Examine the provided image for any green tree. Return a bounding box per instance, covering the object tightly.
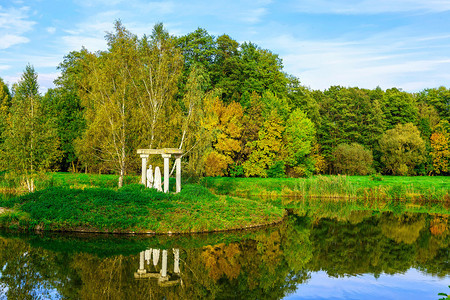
[418,87,450,123]
[333,143,373,175]
[0,65,60,191]
[243,110,284,177]
[211,34,241,102]
[74,21,184,186]
[0,77,12,144]
[379,123,425,175]
[133,23,184,150]
[316,86,384,170]
[42,88,85,172]
[76,21,141,187]
[283,108,316,177]
[382,88,418,129]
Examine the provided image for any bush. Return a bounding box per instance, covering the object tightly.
[371,173,383,181]
[229,163,244,177]
[379,123,425,175]
[267,161,286,178]
[333,143,373,175]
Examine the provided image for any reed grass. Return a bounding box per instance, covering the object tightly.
[201,175,450,202]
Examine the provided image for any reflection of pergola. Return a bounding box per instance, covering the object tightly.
[134,249,181,287]
[137,148,183,193]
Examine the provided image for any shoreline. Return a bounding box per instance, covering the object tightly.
[0,212,285,235]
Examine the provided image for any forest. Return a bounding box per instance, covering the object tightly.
[0,21,449,189]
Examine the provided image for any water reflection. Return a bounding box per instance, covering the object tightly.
[0,209,448,299]
[135,248,181,287]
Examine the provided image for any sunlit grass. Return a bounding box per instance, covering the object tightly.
[0,183,284,233]
[201,175,450,202]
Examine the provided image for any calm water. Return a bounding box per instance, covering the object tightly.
[0,210,448,299]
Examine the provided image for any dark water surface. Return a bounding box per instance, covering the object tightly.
[0,210,448,299]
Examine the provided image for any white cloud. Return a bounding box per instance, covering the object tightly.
[267,31,450,91]
[61,13,118,52]
[291,0,450,14]
[0,64,11,71]
[240,7,268,24]
[62,35,107,52]
[37,72,59,93]
[0,5,35,49]
[0,34,29,49]
[46,27,56,34]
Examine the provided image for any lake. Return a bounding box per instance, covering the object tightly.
[0,208,448,299]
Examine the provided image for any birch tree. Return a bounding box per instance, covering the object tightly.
[132,23,183,149]
[76,22,138,187]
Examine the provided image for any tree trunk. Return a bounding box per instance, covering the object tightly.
[118,168,124,188]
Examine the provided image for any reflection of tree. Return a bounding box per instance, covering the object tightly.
[381,213,426,244]
[0,211,448,298]
[202,243,241,281]
[307,211,449,279]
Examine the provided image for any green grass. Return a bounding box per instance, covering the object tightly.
[201,175,450,202]
[0,183,284,233]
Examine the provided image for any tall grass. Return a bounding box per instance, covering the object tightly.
[201,175,450,202]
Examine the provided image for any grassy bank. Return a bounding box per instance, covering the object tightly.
[0,184,284,233]
[201,175,450,202]
[0,172,141,193]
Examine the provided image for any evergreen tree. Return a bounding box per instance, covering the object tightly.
[1,65,60,191]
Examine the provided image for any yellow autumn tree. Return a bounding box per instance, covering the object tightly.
[203,96,243,176]
[243,110,284,177]
[430,121,450,174]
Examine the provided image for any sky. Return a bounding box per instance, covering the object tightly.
[1,0,450,94]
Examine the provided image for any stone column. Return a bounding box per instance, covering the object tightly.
[161,249,168,278]
[140,154,149,185]
[175,155,181,193]
[161,154,171,193]
[173,248,180,274]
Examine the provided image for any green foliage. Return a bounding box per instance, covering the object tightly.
[0,65,60,192]
[228,163,244,177]
[379,123,426,175]
[283,108,316,174]
[243,110,284,177]
[316,86,385,169]
[371,173,383,181]
[382,88,418,129]
[267,161,286,178]
[333,143,373,175]
[4,23,445,180]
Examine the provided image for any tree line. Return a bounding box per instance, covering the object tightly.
[0,21,449,188]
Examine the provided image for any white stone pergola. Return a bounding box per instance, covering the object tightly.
[137,148,183,193]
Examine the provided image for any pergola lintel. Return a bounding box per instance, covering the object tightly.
[137,148,183,155]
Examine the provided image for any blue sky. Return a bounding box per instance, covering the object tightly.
[1,0,450,93]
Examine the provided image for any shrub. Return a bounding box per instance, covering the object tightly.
[379,123,425,175]
[229,163,244,177]
[333,143,373,175]
[267,161,286,178]
[371,173,383,181]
